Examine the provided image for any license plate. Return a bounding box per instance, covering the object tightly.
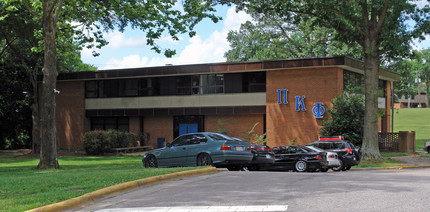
[236,146,243,151]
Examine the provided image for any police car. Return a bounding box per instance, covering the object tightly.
[306,136,361,171]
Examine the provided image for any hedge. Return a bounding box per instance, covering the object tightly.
[83,130,139,155]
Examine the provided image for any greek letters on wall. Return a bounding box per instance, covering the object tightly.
[276,89,325,118]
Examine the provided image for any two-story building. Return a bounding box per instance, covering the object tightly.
[54,56,400,150]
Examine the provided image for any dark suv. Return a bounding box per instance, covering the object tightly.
[306,136,361,171]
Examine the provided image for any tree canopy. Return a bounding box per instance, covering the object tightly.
[1,0,222,169]
[225,11,362,62]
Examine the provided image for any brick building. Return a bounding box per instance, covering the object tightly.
[55,56,400,150]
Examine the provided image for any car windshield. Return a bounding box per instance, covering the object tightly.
[207,133,234,141]
[301,146,317,152]
[333,142,345,149]
[306,146,323,152]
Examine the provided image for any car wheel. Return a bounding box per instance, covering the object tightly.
[342,166,351,171]
[427,147,430,154]
[294,160,308,172]
[320,168,329,172]
[197,153,213,166]
[227,166,241,171]
[248,165,260,171]
[144,155,158,168]
[332,160,343,172]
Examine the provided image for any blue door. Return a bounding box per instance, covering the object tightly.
[179,123,198,135]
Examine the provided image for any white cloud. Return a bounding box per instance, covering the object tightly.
[106,31,147,48]
[150,6,252,66]
[104,55,149,69]
[412,35,430,50]
[98,6,252,69]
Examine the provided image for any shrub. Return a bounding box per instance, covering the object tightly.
[320,94,364,146]
[82,130,139,155]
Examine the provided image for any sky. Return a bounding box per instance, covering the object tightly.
[80,4,430,71]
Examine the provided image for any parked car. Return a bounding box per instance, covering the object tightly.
[271,145,328,172]
[424,141,430,153]
[305,146,341,172]
[306,136,361,171]
[232,138,275,171]
[142,132,253,170]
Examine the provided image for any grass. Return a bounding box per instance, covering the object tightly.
[353,152,411,168]
[0,151,202,212]
[393,108,430,151]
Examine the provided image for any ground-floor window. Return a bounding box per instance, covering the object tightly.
[91,117,129,131]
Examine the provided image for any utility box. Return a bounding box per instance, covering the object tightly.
[157,137,165,148]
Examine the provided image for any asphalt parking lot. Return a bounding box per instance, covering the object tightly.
[65,167,430,212]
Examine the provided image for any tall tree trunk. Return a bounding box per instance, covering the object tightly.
[31,71,40,154]
[425,74,429,108]
[361,37,382,160]
[37,0,60,169]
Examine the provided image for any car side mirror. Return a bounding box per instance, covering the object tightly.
[166,143,172,148]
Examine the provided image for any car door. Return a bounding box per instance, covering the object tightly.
[184,134,209,166]
[285,146,305,165]
[161,135,192,166]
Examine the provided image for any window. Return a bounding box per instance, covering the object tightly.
[119,79,138,97]
[139,78,159,96]
[191,74,224,94]
[176,76,192,95]
[343,70,387,97]
[90,117,129,131]
[247,72,266,92]
[85,81,98,98]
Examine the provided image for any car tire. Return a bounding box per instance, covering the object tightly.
[342,166,351,171]
[294,160,308,172]
[197,153,213,166]
[248,165,260,171]
[427,147,430,154]
[320,168,329,172]
[227,166,241,171]
[144,154,158,168]
[332,160,343,172]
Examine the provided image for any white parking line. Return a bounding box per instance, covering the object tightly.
[96,205,288,212]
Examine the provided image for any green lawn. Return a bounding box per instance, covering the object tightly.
[393,108,430,151]
[0,151,202,212]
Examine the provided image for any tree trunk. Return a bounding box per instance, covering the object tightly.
[425,73,429,108]
[31,63,40,154]
[37,0,60,169]
[361,37,382,160]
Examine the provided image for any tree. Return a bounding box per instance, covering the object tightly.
[225,11,362,61]
[411,49,430,107]
[1,1,97,153]
[321,94,365,146]
[233,0,430,160]
[2,0,221,169]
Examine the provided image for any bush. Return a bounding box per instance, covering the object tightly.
[82,130,139,155]
[320,94,364,146]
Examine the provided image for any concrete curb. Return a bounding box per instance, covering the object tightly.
[352,164,430,171]
[25,167,217,212]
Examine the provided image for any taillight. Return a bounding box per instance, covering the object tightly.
[345,148,353,154]
[328,154,335,158]
[316,156,322,160]
[220,145,231,151]
[247,146,253,151]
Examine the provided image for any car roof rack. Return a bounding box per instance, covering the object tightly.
[318,136,343,141]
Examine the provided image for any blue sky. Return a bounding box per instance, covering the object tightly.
[80,4,430,70]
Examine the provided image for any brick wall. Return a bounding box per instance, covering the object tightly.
[205,114,265,142]
[56,81,89,150]
[143,116,174,149]
[266,67,343,147]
